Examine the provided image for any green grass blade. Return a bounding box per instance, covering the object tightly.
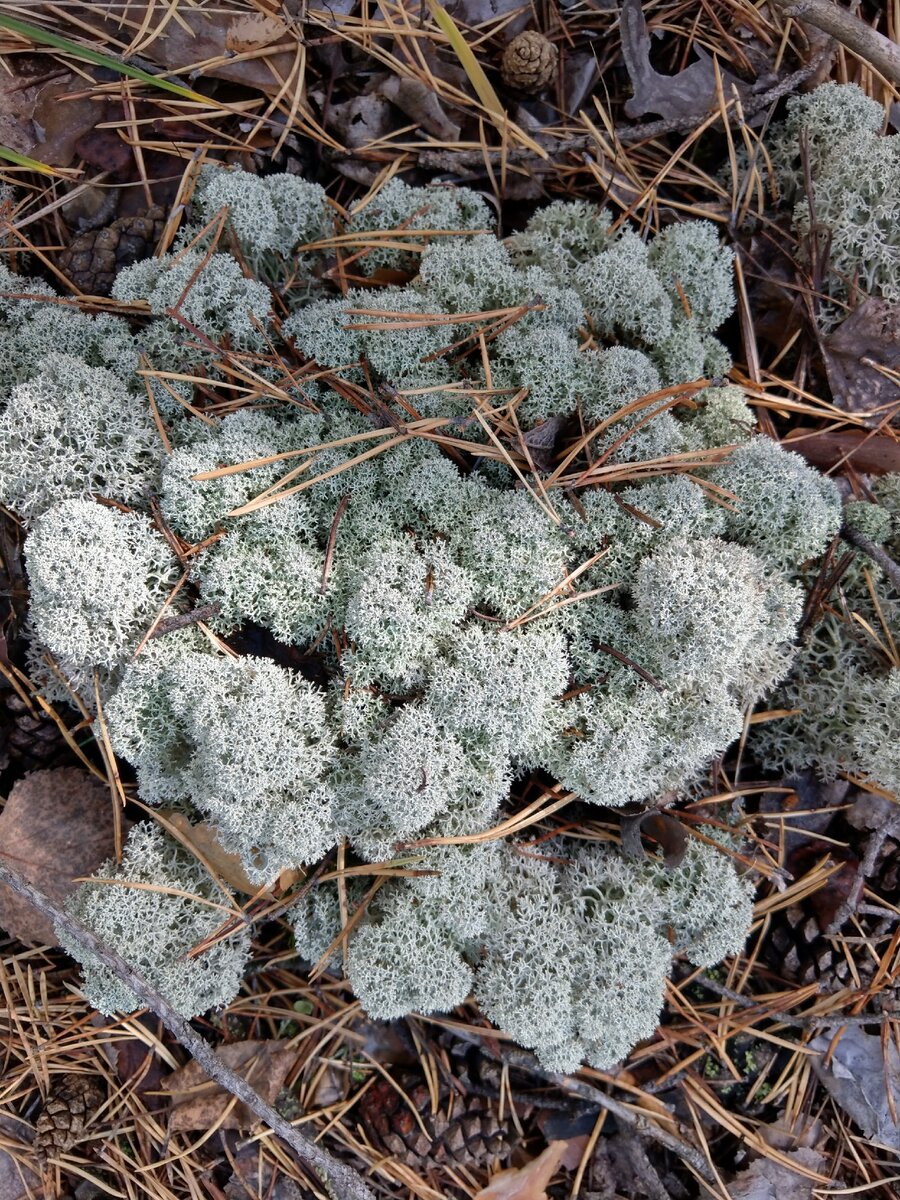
[0,143,69,175]
[421,0,546,155]
[0,13,207,102]
[423,0,505,124]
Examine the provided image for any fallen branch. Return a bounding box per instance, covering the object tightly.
[769,0,900,86]
[841,523,900,592]
[395,51,832,178]
[148,602,221,639]
[0,856,376,1200]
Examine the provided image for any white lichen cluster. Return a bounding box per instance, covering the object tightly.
[0,352,161,521]
[294,835,753,1074]
[25,500,180,693]
[5,170,847,1065]
[751,477,900,795]
[57,822,251,1015]
[762,82,900,310]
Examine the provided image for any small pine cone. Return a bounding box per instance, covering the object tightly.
[58,206,166,296]
[3,691,68,770]
[501,32,558,94]
[34,1074,105,1162]
[360,1077,507,1173]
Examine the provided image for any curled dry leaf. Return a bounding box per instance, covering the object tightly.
[620,810,688,868]
[620,0,748,121]
[519,416,564,472]
[226,13,290,54]
[163,1040,299,1133]
[63,3,300,93]
[728,1147,830,1200]
[380,75,462,141]
[811,1025,900,1149]
[474,1139,572,1200]
[157,810,262,896]
[822,298,900,424]
[0,767,123,946]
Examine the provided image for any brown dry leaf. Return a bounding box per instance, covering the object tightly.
[474,1139,568,1200]
[446,0,531,34]
[620,0,748,121]
[225,1151,310,1200]
[73,126,132,178]
[325,92,396,149]
[158,810,262,895]
[519,417,564,472]
[846,792,900,835]
[0,74,39,156]
[811,1026,900,1149]
[226,13,290,54]
[92,1012,170,1109]
[822,298,900,423]
[0,767,123,946]
[0,69,102,167]
[786,843,859,931]
[380,75,461,141]
[782,428,900,474]
[163,1041,298,1132]
[31,79,108,167]
[728,1148,829,1200]
[0,1114,41,1200]
[57,3,300,93]
[758,774,849,856]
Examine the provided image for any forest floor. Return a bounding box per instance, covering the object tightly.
[0,2,899,1199]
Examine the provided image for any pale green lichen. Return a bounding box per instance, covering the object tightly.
[751,478,900,795]
[0,353,163,521]
[58,822,251,1016]
[9,171,843,1066]
[759,83,899,312]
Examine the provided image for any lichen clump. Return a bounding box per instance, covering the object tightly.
[9,168,845,1071]
[762,82,900,311]
[750,480,900,796]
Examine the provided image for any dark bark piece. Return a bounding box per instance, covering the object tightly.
[0,767,121,946]
[783,428,900,474]
[822,298,900,423]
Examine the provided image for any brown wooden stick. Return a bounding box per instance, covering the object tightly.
[841,523,900,592]
[0,856,376,1200]
[770,0,900,85]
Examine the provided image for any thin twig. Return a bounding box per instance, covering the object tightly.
[0,857,377,1200]
[694,973,898,1028]
[769,0,900,86]
[148,603,222,639]
[841,524,900,593]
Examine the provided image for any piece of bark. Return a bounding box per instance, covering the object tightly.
[0,767,121,945]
